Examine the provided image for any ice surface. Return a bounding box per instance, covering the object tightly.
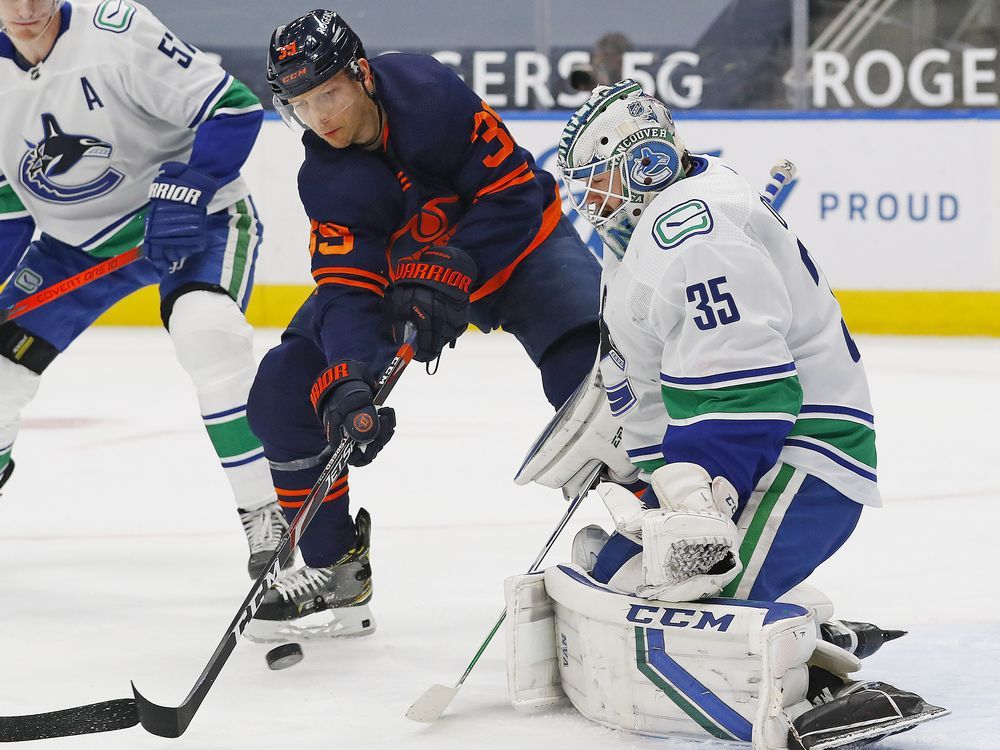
[0,329,997,749]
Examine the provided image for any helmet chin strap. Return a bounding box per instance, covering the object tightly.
[355,72,384,150]
[1,1,61,60]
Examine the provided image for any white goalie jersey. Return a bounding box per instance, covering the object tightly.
[0,0,261,256]
[599,155,880,507]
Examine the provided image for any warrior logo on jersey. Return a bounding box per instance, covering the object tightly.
[18,114,124,204]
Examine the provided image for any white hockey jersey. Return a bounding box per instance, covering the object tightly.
[0,0,261,257]
[599,155,880,507]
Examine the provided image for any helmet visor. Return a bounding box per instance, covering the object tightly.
[275,77,361,133]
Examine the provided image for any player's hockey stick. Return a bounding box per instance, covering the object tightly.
[405,462,603,723]
[0,325,418,743]
[0,246,142,326]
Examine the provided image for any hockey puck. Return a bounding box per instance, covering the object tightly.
[266,643,303,671]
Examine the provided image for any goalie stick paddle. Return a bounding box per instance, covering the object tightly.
[0,325,418,743]
[405,463,603,723]
[0,246,141,326]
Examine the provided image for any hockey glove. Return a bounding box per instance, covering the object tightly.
[144,162,220,267]
[387,245,477,363]
[598,462,742,601]
[310,359,396,467]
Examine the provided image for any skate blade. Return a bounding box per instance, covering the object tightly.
[802,704,950,749]
[243,604,377,644]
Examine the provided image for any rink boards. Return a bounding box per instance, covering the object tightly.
[98,111,1000,335]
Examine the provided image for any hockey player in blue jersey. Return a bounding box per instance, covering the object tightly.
[244,10,602,640]
[0,0,287,577]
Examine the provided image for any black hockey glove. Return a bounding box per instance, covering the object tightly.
[309,359,396,467]
[387,245,477,363]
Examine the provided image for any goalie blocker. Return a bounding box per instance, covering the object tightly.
[505,566,948,749]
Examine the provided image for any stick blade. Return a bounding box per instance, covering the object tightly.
[132,683,192,738]
[0,699,138,742]
[405,684,459,723]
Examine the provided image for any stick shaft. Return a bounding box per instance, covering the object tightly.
[0,247,141,325]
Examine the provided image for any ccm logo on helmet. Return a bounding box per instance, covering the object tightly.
[626,605,735,632]
[281,67,308,84]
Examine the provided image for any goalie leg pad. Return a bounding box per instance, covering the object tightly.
[504,573,567,711]
[544,563,815,749]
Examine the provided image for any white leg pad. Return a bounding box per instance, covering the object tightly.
[503,573,567,711]
[543,563,816,749]
[0,356,41,451]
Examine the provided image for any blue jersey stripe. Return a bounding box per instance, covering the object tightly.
[189,73,231,129]
[221,450,266,469]
[784,438,877,481]
[660,362,796,386]
[799,404,875,423]
[203,404,247,420]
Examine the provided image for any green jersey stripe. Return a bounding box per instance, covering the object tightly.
[662,376,803,421]
[789,417,877,469]
[0,184,27,215]
[205,415,262,460]
[720,463,796,598]
[635,458,666,473]
[227,200,252,299]
[209,79,261,119]
[89,212,147,258]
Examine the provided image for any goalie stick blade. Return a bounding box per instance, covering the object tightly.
[0,698,138,742]
[405,684,459,723]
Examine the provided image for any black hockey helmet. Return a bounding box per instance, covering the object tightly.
[266,10,367,102]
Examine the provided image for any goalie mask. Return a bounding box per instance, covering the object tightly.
[557,80,686,259]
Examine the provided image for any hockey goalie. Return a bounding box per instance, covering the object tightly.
[505,80,949,750]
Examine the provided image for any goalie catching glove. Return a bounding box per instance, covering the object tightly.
[310,359,396,467]
[387,245,477,362]
[599,461,741,600]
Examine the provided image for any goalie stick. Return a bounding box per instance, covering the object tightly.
[0,246,141,326]
[0,325,418,743]
[405,462,603,723]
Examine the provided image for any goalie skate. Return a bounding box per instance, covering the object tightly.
[244,508,376,642]
[788,680,949,750]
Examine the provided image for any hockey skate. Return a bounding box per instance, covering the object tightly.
[239,501,291,579]
[820,619,906,659]
[790,679,949,749]
[243,508,376,642]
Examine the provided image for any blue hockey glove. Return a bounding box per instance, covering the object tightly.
[387,245,477,363]
[309,359,396,467]
[143,162,219,266]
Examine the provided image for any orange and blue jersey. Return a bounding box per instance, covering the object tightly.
[291,53,565,369]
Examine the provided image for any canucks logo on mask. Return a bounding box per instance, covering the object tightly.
[627,142,679,193]
[18,113,123,204]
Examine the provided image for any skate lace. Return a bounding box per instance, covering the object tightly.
[241,504,287,554]
[273,566,332,601]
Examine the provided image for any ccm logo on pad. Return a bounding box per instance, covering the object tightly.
[626,605,734,632]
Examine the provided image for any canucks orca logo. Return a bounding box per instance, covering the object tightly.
[18,114,124,204]
[626,142,679,193]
